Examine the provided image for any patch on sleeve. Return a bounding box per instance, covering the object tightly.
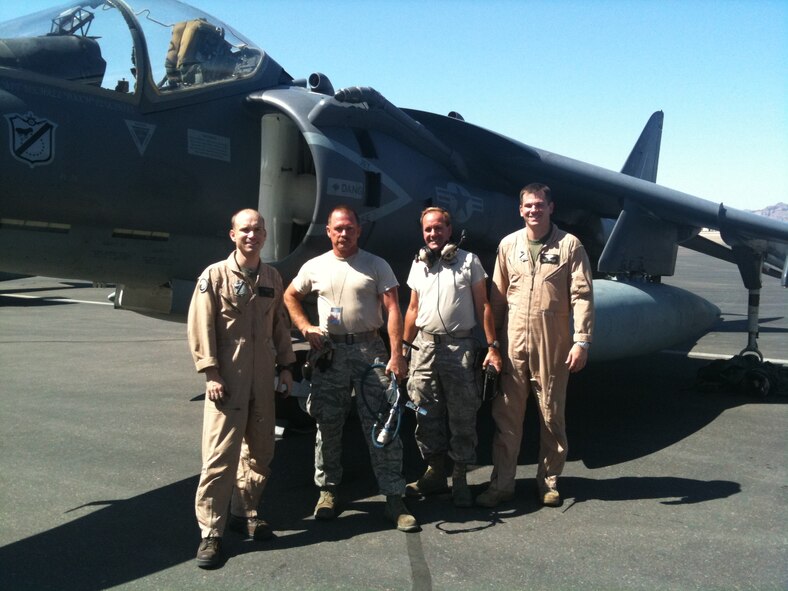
[199,278,209,293]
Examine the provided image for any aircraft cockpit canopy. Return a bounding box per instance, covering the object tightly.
[0,0,265,96]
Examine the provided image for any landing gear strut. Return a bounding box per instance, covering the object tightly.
[739,288,763,362]
[695,243,786,397]
[731,243,765,362]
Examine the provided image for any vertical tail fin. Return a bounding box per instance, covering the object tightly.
[621,111,663,182]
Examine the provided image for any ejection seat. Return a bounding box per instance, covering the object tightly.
[162,18,236,88]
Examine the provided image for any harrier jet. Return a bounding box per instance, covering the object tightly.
[1,0,786,362]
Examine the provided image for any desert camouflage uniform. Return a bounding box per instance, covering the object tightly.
[407,332,480,463]
[291,248,406,497]
[406,248,486,465]
[307,337,405,495]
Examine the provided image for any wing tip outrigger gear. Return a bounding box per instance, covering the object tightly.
[695,354,788,398]
[714,203,786,376]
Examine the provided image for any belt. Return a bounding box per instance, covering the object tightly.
[419,329,473,344]
[327,330,378,345]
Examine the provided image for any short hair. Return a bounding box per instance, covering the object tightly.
[519,183,552,205]
[327,204,360,226]
[231,208,264,229]
[419,206,452,227]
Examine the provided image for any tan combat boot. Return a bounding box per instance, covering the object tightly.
[475,485,514,508]
[539,481,561,507]
[314,487,338,520]
[384,495,419,532]
[451,462,473,507]
[196,536,222,569]
[405,454,449,497]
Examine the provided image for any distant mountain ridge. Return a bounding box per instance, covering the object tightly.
[750,202,788,223]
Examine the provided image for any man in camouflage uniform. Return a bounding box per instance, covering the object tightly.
[403,207,502,506]
[284,205,416,532]
[188,209,295,568]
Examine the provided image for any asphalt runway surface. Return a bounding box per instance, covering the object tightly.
[0,247,785,590]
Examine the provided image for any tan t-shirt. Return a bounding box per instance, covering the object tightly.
[291,249,399,334]
[406,248,487,334]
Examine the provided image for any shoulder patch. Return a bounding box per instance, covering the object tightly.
[199,278,209,293]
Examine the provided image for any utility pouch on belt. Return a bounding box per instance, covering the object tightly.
[302,336,334,381]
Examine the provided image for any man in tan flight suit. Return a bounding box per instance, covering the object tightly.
[476,183,593,508]
[188,209,295,568]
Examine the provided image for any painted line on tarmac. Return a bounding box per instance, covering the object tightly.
[406,533,433,591]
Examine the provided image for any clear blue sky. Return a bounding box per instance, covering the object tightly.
[1,0,785,211]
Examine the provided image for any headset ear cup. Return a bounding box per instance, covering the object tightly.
[419,245,459,266]
[441,242,458,262]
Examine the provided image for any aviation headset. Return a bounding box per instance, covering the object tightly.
[416,241,461,267]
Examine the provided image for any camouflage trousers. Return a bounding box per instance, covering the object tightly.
[306,337,405,496]
[407,332,481,464]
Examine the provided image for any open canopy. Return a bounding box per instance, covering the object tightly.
[0,0,272,96]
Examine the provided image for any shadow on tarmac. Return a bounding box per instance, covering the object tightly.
[0,283,95,299]
[562,354,785,469]
[0,355,780,588]
[0,473,741,589]
[0,295,82,307]
[712,316,787,334]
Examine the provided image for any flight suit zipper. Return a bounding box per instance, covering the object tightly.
[523,228,551,365]
[524,232,538,361]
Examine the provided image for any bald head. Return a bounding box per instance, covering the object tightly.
[231,208,263,230]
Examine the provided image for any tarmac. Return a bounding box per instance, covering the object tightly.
[0,247,785,590]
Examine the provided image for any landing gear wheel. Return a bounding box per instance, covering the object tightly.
[738,347,764,363]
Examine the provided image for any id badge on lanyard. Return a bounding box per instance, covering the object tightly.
[328,306,343,326]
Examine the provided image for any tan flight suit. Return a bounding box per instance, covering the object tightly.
[488,225,593,494]
[188,252,295,538]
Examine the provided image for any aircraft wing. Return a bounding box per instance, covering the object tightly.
[403,108,788,286]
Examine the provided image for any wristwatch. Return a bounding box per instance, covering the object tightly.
[575,341,590,350]
[488,340,500,349]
